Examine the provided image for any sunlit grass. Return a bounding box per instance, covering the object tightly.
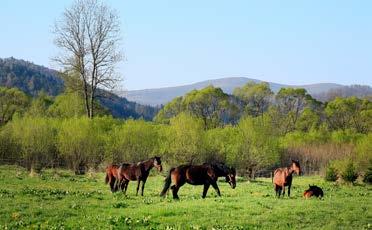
[0,165,370,229]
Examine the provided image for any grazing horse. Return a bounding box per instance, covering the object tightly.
[303,185,324,198]
[160,163,236,199]
[117,157,162,196]
[273,160,301,197]
[105,164,120,192]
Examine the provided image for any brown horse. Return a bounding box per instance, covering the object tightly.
[117,156,162,196]
[105,164,120,192]
[273,160,301,197]
[303,185,324,199]
[160,163,236,199]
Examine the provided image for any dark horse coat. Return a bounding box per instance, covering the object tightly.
[304,185,324,198]
[160,163,236,199]
[117,157,162,196]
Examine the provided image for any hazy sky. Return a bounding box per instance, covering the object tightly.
[1,0,371,90]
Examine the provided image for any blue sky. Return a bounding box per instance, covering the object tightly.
[1,0,371,90]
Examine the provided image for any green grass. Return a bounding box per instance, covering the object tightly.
[0,165,371,229]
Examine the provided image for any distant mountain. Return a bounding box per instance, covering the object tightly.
[0,57,158,120]
[0,57,63,96]
[119,77,347,106]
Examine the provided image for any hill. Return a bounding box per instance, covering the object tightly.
[119,77,350,106]
[0,57,157,120]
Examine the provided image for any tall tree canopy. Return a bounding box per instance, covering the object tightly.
[155,86,233,129]
[0,87,29,125]
[233,81,273,117]
[53,0,122,118]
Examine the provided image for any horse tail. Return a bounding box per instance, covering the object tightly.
[160,167,175,197]
[272,169,277,183]
[105,170,110,184]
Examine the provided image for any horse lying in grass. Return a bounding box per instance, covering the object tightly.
[273,160,301,197]
[117,156,162,196]
[303,185,324,198]
[160,163,236,199]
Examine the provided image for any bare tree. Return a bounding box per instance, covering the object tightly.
[53,0,122,118]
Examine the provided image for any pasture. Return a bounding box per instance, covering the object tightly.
[0,165,370,229]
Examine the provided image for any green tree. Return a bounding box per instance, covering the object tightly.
[204,126,241,165]
[0,87,29,125]
[274,88,316,134]
[154,96,183,124]
[163,113,205,165]
[237,116,280,178]
[154,86,234,129]
[325,97,371,133]
[296,108,321,132]
[9,117,57,173]
[355,134,372,173]
[107,119,160,163]
[48,92,86,118]
[233,81,273,117]
[26,92,54,117]
[57,117,105,174]
[183,86,230,129]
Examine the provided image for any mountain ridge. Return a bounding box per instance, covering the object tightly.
[119,77,346,106]
[0,57,158,120]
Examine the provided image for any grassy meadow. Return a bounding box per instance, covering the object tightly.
[0,165,371,229]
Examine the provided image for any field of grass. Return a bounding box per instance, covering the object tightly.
[0,165,371,229]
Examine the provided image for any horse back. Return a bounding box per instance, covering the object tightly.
[273,167,290,186]
[185,165,215,185]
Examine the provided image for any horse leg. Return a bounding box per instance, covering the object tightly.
[282,185,285,197]
[202,183,210,199]
[211,181,221,197]
[124,180,129,195]
[171,185,180,199]
[136,179,141,196]
[277,185,282,198]
[112,179,116,192]
[275,185,279,197]
[141,179,147,196]
[288,185,291,197]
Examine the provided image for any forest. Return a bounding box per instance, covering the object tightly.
[0,80,371,183]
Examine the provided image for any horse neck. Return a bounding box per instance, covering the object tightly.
[287,166,294,175]
[213,164,228,177]
[142,159,154,172]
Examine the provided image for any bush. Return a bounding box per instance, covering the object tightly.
[340,161,358,183]
[325,165,338,182]
[9,117,57,172]
[363,164,372,184]
[107,119,160,163]
[57,117,106,174]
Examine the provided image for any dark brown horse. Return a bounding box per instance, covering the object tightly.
[160,163,236,199]
[273,160,301,197]
[117,157,162,196]
[105,164,120,192]
[303,185,324,199]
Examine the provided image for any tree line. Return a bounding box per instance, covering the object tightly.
[0,82,370,182]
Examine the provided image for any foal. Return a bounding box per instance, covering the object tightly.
[117,157,162,196]
[273,160,301,197]
[105,164,120,192]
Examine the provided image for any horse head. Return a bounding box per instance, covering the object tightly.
[153,156,163,172]
[291,160,301,175]
[226,167,236,189]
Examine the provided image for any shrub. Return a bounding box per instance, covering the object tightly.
[325,165,338,182]
[340,161,358,183]
[363,163,372,184]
